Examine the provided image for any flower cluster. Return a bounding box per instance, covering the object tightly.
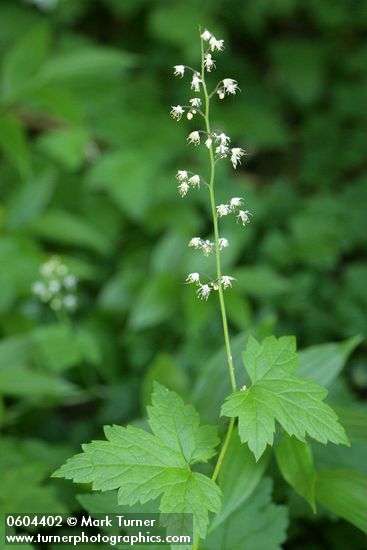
[189,236,229,256]
[32,256,78,312]
[176,170,200,197]
[186,272,235,300]
[216,197,251,225]
[171,28,251,300]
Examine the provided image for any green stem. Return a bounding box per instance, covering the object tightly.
[192,38,238,550]
[200,40,237,394]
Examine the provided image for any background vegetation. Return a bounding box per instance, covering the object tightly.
[0,0,366,548]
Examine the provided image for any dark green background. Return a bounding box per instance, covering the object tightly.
[0,1,366,548]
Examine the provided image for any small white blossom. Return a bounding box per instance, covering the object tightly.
[217,88,225,100]
[186,272,200,284]
[191,73,202,92]
[216,204,230,217]
[190,98,201,108]
[202,240,214,256]
[205,137,212,148]
[221,275,235,289]
[48,280,61,293]
[64,274,77,288]
[197,284,211,300]
[64,295,77,310]
[201,29,212,41]
[187,131,200,146]
[189,237,203,249]
[178,181,189,197]
[173,65,185,77]
[222,78,239,95]
[170,105,184,121]
[218,238,229,250]
[204,53,216,72]
[176,170,188,181]
[189,175,200,187]
[230,197,243,208]
[216,144,229,157]
[211,281,219,290]
[32,281,46,296]
[237,209,251,225]
[187,111,194,120]
[216,132,230,145]
[209,36,224,52]
[231,147,245,169]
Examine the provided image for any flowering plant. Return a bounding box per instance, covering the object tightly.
[53,28,349,549]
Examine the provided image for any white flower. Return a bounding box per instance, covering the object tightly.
[64,295,77,310]
[216,132,230,145]
[201,29,212,41]
[216,204,230,217]
[237,209,251,225]
[189,237,203,249]
[177,182,189,197]
[209,36,224,52]
[197,284,211,300]
[32,281,45,296]
[176,170,188,181]
[64,274,77,288]
[221,276,235,289]
[189,175,200,187]
[186,272,200,284]
[173,65,185,77]
[217,88,225,100]
[170,105,184,121]
[48,280,60,293]
[187,131,200,146]
[191,73,202,92]
[216,144,229,157]
[204,53,216,72]
[218,238,229,250]
[230,147,245,169]
[190,98,201,108]
[202,240,214,256]
[230,197,243,208]
[205,137,212,148]
[222,78,239,95]
[211,281,219,290]
[187,111,194,120]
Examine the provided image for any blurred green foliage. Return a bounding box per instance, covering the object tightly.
[0,0,366,548]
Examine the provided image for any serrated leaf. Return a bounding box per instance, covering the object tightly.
[53,383,221,539]
[315,469,367,533]
[203,479,288,550]
[222,336,349,460]
[147,382,219,465]
[275,436,316,512]
[243,335,298,383]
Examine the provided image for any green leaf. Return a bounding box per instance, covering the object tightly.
[298,335,362,387]
[29,210,112,255]
[222,336,349,460]
[5,169,56,228]
[1,22,50,100]
[36,127,90,171]
[53,383,221,539]
[0,113,30,177]
[203,479,288,550]
[243,335,298,383]
[275,436,316,512]
[0,366,79,399]
[315,469,367,533]
[210,429,269,531]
